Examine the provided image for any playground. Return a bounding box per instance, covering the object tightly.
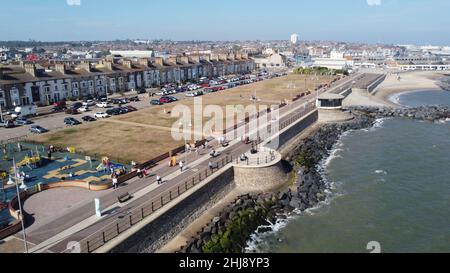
[0,142,129,227]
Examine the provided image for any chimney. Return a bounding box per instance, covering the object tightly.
[210,54,219,61]
[167,56,177,65]
[24,63,37,77]
[201,54,211,62]
[177,56,189,65]
[139,58,150,67]
[152,57,163,66]
[79,61,91,72]
[218,54,227,61]
[104,61,113,71]
[188,55,200,64]
[55,63,67,74]
[122,59,133,69]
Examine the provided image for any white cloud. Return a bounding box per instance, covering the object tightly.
[367,0,382,6]
[66,0,81,6]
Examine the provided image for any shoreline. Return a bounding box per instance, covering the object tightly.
[374,71,447,106]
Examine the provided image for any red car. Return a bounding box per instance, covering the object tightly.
[200,83,209,88]
[159,97,171,103]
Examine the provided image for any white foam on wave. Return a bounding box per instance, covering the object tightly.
[369,118,391,131]
[374,170,388,175]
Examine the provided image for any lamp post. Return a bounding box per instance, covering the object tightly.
[12,158,29,253]
[179,120,192,168]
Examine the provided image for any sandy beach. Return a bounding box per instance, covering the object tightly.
[374,71,446,105]
[342,71,447,108]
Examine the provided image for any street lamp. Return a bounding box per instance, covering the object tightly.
[11,158,29,253]
[179,120,192,169]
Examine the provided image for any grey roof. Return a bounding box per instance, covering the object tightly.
[318,93,345,100]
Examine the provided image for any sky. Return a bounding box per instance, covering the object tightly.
[1,0,450,45]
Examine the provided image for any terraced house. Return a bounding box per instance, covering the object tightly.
[0,53,254,109]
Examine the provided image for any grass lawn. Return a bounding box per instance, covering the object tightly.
[29,74,337,163]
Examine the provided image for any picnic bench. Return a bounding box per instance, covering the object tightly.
[117,192,133,203]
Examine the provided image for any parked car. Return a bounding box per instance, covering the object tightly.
[53,100,67,108]
[125,106,138,112]
[164,96,178,102]
[64,117,82,126]
[96,102,109,108]
[71,102,83,109]
[52,105,66,112]
[129,96,140,102]
[78,106,90,112]
[82,100,95,106]
[29,125,48,134]
[106,109,121,116]
[14,118,33,126]
[119,107,130,114]
[94,112,110,118]
[65,108,79,115]
[82,116,97,122]
[0,120,15,128]
[150,99,163,105]
[159,97,171,103]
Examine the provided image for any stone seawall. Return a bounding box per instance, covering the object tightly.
[109,167,235,253]
[234,161,289,193]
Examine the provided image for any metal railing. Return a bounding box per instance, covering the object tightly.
[69,101,319,253]
[77,155,233,253]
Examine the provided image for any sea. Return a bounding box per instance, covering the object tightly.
[246,89,450,253]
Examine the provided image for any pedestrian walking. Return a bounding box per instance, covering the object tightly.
[156,175,162,184]
[112,176,118,189]
[137,168,143,178]
[179,161,184,172]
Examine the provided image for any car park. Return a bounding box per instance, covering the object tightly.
[94,112,110,118]
[29,125,49,134]
[64,117,82,126]
[82,116,97,122]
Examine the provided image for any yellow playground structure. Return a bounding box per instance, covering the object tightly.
[15,154,41,169]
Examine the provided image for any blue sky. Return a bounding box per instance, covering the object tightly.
[1,0,450,45]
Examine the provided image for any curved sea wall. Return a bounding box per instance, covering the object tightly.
[180,105,450,253]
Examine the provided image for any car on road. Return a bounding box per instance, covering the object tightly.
[96,102,109,108]
[82,116,97,122]
[64,117,82,126]
[150,99,163,105]
[94,112,110,119]
[14,118,33,126]
[29,125,49,134]
[163,96,178,102]
[82,100,95,106]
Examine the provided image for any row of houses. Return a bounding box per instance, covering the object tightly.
[0,52,255,109]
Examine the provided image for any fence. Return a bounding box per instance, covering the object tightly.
[76,155,234,253]
[67,101,319,253]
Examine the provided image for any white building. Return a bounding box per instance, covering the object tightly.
[290,33,299,45]
[312,51,353,70]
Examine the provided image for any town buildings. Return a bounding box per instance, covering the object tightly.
[0,53,254,110]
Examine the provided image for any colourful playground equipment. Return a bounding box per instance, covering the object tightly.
[15,154,41,168]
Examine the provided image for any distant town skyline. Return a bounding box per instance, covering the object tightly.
[1,0,450,45]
